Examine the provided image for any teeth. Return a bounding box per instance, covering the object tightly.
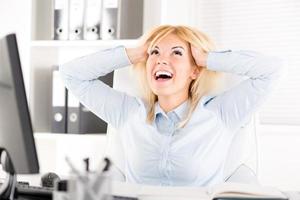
[155,71,172,77]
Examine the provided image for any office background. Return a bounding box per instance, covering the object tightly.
[0,0,300,191]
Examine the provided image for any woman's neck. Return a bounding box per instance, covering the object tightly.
[158,94,188,113]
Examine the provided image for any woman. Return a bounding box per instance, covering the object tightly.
[59,25,282,186]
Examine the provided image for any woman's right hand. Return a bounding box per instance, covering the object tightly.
[126,44,148,64]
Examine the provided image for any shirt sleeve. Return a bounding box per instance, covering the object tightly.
[205,50,284,131]
[59,46,142,129]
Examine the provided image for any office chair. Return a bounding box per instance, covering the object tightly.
[104,69,260,184]
[223,114,259,184]
[216,73,260,184]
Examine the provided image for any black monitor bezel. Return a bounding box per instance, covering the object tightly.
[0,33,39,174]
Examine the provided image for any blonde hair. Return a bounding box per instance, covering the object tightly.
[134,25,222,127]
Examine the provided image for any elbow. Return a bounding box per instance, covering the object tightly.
[263,56,286,80]
[58,63,73,86]
[273,57,286,80]
[58,62,68,76]
[58,61,75,81]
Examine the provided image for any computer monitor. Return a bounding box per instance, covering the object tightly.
[0,33,39,175]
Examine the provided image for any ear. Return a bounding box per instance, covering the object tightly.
[190,67,201,80]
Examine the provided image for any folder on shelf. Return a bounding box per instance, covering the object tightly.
[69,0,85,40]
[100,0,119,40]
[79,104,108,133]
[101,0,144,40]
[67,93,108,134]
[118,0,144,39]
[67,90,81,133]
[83,0,102,40]
[53,0,69,40]
[51,68,67,133]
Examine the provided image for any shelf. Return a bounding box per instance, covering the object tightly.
[30,40,138,48]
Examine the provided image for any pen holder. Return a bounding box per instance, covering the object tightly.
[54,172,112,200]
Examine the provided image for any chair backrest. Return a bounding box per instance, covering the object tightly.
[223,115,259,181]
[105,68,259,181]
[212,73,259,180]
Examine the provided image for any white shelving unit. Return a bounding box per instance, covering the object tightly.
[29,0,143,173]
[29,0,146,132]
[29,39,137,132]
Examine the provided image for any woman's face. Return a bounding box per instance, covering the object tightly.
[146,34,199,99]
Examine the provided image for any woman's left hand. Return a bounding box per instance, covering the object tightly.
[191,45,208,68]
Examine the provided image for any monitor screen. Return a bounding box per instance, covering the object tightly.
[0,33,39,174]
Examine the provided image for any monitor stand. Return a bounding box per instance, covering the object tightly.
[0,149,17,200]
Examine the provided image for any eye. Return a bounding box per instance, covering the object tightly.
[150,49,159,55]
[173,50,183,56]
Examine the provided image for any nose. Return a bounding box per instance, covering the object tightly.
[156,55,169,65]
[157,60,168,65]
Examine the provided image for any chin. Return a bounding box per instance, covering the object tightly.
[151,88,174,97]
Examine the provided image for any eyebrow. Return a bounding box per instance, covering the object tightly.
[153,46,185,50]
[171,46,185,50]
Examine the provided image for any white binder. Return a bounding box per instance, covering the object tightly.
[83,0,102,40]
[101,0,118,40]
[69,0,85,40]
[53,0,69,40]
[51,69,67,133]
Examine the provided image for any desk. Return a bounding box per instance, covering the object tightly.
[10,181,300,200]
[14,192,300,200]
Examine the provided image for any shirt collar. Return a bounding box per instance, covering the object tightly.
[154,100,189,121]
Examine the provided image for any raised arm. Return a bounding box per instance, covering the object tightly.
[192,47,283,131]
[59,45,147,129]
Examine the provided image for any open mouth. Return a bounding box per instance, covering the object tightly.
[154,70,173,81]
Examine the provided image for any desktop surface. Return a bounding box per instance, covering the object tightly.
[1,180,300,200]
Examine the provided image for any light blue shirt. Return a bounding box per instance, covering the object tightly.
[59,46,282,187]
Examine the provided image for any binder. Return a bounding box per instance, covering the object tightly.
[118,0,143,39]
[67,91,108,134]
[69,0,85,40]
[79,104,108,133]
[83,0,102,40]
[101,0,144,40]
[101,0,118,40]
[51,69,67,133]
[67,90,81,133]
[53,0,69,40]
[67,96,108,134]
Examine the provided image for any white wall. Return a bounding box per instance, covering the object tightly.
[0,0,31,94]
[258,126,300,190]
